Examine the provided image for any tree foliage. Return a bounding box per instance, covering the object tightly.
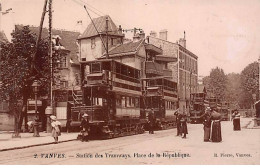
[208,67,227,101]
[239,62,259,108]
[0,26,60,133]
[225,73,241,108]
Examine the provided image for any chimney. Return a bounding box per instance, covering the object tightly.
[150,31,157,38]
[179,31,186,48]
[133,33,141,42]
[139,30,145,39]
[159,29,168,41]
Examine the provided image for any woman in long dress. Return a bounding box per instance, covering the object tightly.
[211,109,222,142]
[50,115,61,144]
[232,109,241,131]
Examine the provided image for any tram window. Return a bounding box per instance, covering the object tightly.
[116,95,121,107]
[116,63,121,74]
[152,97,159,108]
[98,98,103,106]
[135,98,140,108]
[122,66,128,76]
[102,62,111,71]
[132,97,136,107]
[134,70,138,78]
[129,68,134,78]
[126,96,130,107]
[91,63,101,73]
[122,96,126,107]
[85,65,90,74]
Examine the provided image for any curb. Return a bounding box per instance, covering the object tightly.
[0,138,77,152]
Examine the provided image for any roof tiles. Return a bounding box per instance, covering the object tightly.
[79,15,123,39]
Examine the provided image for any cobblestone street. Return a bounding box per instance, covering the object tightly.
[0,118,259,165]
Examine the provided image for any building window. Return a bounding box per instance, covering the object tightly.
[111,38,115,46]
[0,101,9,112]
[59,56,67,68]
[91,38,96,49]
[60,80,68,88]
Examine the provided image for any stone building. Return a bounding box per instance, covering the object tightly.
[147,31,198,114]
[78,15,124,62]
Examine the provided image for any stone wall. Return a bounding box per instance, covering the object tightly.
[0,113,14,131]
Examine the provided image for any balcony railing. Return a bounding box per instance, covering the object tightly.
[145,61,163,76]
[163,69,172,77]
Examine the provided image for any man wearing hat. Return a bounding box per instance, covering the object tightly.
[148,108,155,134]
[200,107,212,142]
[80,113,90,142]
[174,109,181,136]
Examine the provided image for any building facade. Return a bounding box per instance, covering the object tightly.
[78,15,124,62]
[147,31,198,114]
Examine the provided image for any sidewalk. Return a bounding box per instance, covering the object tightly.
[0,117,258,152]
[0,131,79,152]
[245,118,260,129]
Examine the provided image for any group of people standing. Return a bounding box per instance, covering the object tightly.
[47,107,241,144]
[174,112,188,138]
[200,107,222,142]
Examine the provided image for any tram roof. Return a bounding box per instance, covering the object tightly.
[80,59,141,71]
[141,76,177,83]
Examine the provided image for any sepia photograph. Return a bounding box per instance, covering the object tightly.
[0,0,259,165]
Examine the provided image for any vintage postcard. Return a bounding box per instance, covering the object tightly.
[0,0,259,165]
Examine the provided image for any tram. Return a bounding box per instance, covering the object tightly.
[189,92,205,124]
[70,59,145,139]
[141,76,178,130]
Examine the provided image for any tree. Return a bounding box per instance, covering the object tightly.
[208,67,227,101]
[225,73,241,109]
[239,62,259,109]
[0,26,52,135]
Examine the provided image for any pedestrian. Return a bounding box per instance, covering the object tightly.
[66,118,72,133]
[232,109,241,131]
[50,115,61,144]
[80,113,90,142]
[200,107,212,142]
[180,114,188,138]
[148,108,155,134]
[211,108,222,142]
[174,110,181,136]
[32,116,40,137]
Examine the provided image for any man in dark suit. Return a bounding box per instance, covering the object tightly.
[174,110,181,136]
[148,109,155,134]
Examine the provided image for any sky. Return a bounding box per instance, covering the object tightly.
[0,0,259,76]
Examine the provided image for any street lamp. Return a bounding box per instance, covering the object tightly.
[32,80,40,114]
[252,93,256,108]
[32,80,40,137]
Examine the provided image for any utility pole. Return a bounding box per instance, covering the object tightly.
[105,16,109,59]
[49,0,53,111]
[259,55,260,101]
[45,0,54,133]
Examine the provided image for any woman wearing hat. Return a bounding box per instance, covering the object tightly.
[211,108,222,142]
[232,109,241,131]
[50,115,61,143]
[80,113,90,142]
